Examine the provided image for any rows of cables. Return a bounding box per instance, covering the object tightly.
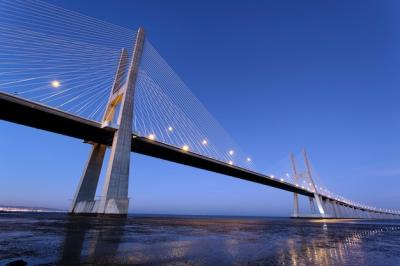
[135,40,257,170]
[0,0,135,121]
[0,0,398,216]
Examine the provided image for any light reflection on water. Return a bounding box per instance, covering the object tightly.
[0,213,400,265]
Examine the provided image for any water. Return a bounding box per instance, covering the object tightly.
[0,213,400,265]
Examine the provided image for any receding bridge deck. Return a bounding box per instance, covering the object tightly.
[0,91,391,217]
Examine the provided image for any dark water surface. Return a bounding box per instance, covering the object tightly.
[0,213,400,265]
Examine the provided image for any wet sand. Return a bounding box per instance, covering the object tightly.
[0,213,400,265]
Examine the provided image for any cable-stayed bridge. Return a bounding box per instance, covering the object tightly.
[0,0,398,219]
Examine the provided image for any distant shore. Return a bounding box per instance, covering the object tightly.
[0,205,65,213]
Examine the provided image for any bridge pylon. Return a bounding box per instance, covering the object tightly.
[290,152,300,218]
[303,149,327,218]
[69,27,145,216]
[290,149,328,219]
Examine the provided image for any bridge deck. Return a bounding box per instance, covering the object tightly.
[0,92,388,215]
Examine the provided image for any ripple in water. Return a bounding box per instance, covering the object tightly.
[0,213,399,265]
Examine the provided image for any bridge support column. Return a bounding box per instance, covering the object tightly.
[322,199,328,215]
[293,194,299,217]
[338,204,344,218]
[337,204,343,217]
[355,208,360,218]
[69,27,145,217]
[290,153,299,218]
[353,207,360,218]
[346,206,352,218]
[350,207,356,218]
[309,197,316,214]
[331,201,338,218]
[327,200,334,217]
[327,200,335,217]
[349,207,354,218]
[358,209,363,219]
[97,28,145,216]
[354,208,360,218]
[342,205,349,218]
[303,149,326,218]
[70,144,106,213]
[357,209,362,218]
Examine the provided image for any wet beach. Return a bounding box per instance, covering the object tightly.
[0,213,400,265]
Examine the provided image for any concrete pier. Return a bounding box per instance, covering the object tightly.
[69,28,145,216]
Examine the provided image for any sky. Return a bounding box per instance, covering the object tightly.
[1,0,400,216]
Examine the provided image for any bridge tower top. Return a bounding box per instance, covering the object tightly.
[102,27,145,126]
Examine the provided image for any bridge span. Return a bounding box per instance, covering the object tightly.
[1,91,398,219]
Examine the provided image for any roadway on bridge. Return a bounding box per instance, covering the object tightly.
[0,91,384,214]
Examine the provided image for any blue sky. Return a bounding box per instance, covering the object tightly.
[1,0,400,216]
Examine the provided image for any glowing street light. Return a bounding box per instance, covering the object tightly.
[246,157,251,162]
[228,160,233,165]
[148,134,156,140]
[202,139,208,145]
[228,150,234,156]
[168,126,173,132]
[182,145,189,151]
[51,80,60,88]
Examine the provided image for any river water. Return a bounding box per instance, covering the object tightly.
[0,213,399,265]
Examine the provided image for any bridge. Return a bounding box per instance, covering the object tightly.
[0,0,399,219]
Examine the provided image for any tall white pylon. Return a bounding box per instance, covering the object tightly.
[290,152,300,218]
[69,27,145,216]
[302,149,326,217]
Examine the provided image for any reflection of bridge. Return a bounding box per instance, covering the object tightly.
[0,0,399,218]
[56,216,400,265]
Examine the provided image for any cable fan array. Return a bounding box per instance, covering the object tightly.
[0,0,135,121]
[0,0,399,216]
[134,40,258,171]
[0,0,258,172]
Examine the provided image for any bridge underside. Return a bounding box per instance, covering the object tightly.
[0,92,313,197]
[1,92,397,219]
